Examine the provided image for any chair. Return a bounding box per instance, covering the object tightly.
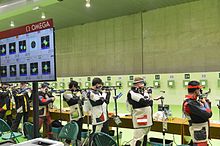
[0,118,22,143]
[23,122,34,140]
[58,121,79,145]
[92,132,118,146]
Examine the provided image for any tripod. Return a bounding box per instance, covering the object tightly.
[102,85,122,146]
[161,97,167,146]
[154,95,167,146]
[113,89,123,146]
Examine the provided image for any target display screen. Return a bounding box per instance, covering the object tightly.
[0,19,56,83]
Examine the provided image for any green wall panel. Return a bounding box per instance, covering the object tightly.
[56,13,142,76]
[143,0,220,73]
[55,0,220,76]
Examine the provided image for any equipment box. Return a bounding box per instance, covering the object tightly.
[149,138,173,146]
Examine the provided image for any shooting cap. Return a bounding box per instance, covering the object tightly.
[133,77,145,85]
[187,80,203,89]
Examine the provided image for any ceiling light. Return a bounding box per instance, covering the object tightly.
[32,6,40,11]
[10,21,15,27]
[41,12,46,19]
[85,0,90,8]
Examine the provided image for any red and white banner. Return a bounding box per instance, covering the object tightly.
[137,115,148,125]
[0,19,53,39]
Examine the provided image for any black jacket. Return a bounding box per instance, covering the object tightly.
[12,88,30,113]
[0,90,10,112]
[183,97,212,124]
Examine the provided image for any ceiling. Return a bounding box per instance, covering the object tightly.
[0,0,199,31]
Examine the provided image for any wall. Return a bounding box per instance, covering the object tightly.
[55,0,220,76]
[143,0,220,73]
[50,72,220,107]
[56,13,142,76]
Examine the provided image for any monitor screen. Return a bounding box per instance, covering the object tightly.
[158,104,169,111]
[0,19,56,83]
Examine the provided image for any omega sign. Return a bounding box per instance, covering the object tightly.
[26,21,51,33]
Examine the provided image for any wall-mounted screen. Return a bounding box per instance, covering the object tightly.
[0,19,56,83]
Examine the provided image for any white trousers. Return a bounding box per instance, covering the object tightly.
[131,127,151,146]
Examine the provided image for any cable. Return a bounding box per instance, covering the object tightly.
[172,134,178,145]
[122,138,133,146]
[208,139,213,146]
